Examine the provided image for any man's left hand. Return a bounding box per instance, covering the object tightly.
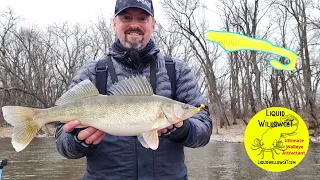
[157,121,184,136]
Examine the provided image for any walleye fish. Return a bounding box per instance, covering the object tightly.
[2,76,204,152]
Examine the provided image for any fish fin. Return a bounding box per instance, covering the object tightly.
[55,79,99,106]
[141,130,159,150]
[2,106,42,152]
[109,76,153,96]
[137,135,150,149]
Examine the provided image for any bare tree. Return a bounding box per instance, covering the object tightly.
[0,9,21,125]
[277,0,319,136]
[1,1,319,138]
[217,0,274,124]
[161,0,230,128]
[153,22,206,86]
[88,16,116,59]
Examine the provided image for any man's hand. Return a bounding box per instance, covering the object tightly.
[157,121,184,136]
[63,120,106,145]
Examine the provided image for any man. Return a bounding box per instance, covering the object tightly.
[55,0,213,179]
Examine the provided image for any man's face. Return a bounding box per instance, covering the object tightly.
[113,8,156,50]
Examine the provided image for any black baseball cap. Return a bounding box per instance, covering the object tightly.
[114,0,154,17]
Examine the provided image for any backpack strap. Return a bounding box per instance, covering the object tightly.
[106,57,118,84]
[96,55,176,99]
[150,55,157,94]
[96,58,108,95]
[164,56,176,100]
[95,56,118,95]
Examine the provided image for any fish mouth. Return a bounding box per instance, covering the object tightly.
[182,105,204,119]
[195,104,205,113]
[180,104,205,120]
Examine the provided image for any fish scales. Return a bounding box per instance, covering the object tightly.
[36,95,169,136]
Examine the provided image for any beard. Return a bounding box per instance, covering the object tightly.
[123,35,144,50]
[122,28,145,50]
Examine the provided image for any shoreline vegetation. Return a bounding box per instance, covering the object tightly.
[1,123,320,144]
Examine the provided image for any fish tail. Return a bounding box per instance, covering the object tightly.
[2,106,42,152]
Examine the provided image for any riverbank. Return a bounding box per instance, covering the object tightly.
[0,124,56,138]
[210,123,320,144]
[1,124,320,143]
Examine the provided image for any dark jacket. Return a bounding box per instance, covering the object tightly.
[55,45,213,180]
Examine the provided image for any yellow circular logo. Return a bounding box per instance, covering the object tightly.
[244,107,309,172]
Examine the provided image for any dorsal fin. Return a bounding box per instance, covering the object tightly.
[109,76,153,96]
[55,79,100,105]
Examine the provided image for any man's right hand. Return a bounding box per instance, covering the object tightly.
[63,120,106,145]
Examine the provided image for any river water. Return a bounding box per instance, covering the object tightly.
[0,138,319,180]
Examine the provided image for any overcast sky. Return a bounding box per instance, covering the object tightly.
[0,0,221,29]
